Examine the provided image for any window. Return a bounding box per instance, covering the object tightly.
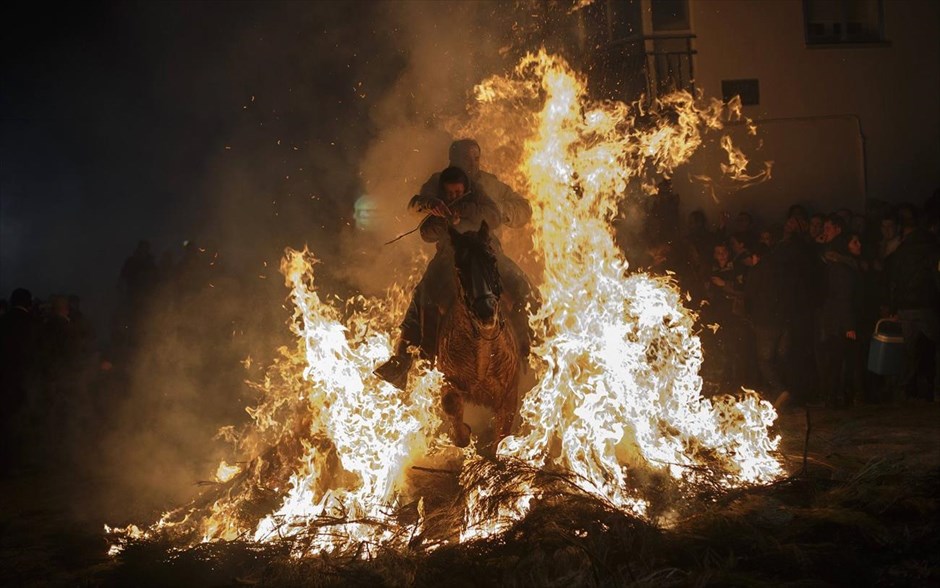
[803,0,886,45]
[721,79,760,106]
[609,0,643,40]
[651,0,690,32]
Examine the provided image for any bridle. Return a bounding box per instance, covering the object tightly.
[454,243,505,341]
[472,312,505,341]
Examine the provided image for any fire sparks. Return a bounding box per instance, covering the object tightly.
[109,50,782,558]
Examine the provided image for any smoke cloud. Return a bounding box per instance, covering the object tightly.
[36,1,548,526]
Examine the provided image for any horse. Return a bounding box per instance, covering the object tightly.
[435,221,522,448]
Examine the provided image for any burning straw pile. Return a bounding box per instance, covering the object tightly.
[105,51,801,583]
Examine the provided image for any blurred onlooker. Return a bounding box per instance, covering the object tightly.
[704,242,741,388]
[119,240,158,303]
[788,204,809,225]
[744,243,788,401]
[809,214,825,243]
[849,213,867,236]
[896,202,917,232]
[847,232,880,403]
[923,189,940,238]
[681,210,713,301]
[728,231,749,264]
[0,288,40,472]
[886,205,940,402]
[1,288,39,405]
[686,209,713,263]
[715,210,733,241]
[759,228,776,249]
[877,211,902,266]
[646,180,680,244]
[735,211,758,248]
[816,235,862,407]
[41,295,77,377]
[818,214,845,247]
[728,232,752,291]
[115,240,158,351]
[68,294,95,357]
[775,211,820,404]
[644,241,674,274]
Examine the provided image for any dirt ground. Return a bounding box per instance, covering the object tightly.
[1,399,938,587]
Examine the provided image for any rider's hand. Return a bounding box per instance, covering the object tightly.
[425,198,452,218]
[452,201,476,224]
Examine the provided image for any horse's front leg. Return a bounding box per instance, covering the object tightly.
[493,369,519,449]
[441,382,471,448]
[493,386,518,444]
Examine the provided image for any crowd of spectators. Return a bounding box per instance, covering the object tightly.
[0,239,259,477]
[624,187,940,409]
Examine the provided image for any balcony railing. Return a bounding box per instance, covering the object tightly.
[604,33,697,102]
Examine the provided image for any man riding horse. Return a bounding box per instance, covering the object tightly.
[419,139,533,236]
[375,140,536,390]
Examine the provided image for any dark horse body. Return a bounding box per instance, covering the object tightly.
[433,222,521,448]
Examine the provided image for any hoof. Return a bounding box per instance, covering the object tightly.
[454,423,472,448]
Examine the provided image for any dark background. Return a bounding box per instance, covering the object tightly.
[1,0,537,526]
[1,1,416,337]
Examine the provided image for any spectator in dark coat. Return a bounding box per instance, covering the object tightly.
[775,212,821,403]
[847,232,877,403]
[816,236,862,407]
[886,211,940,402]
[705,243,746,388]
[744,243,788,401]
[0,288,40,473]
[1,288,39,411]
[809,214,825,243]
[686,210,713,260]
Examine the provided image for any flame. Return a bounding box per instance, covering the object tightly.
[109,50,782,557]
[108,250,448,555]
[214,461,241,483]
[460,51,782,534]
[214,250,447,553]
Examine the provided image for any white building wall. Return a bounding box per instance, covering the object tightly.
[676,0,939,222]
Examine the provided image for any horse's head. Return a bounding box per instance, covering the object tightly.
[448,220,502,326]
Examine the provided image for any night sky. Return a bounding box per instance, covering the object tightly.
[1,1,420,334]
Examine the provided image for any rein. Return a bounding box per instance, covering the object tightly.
[383,191,475,246]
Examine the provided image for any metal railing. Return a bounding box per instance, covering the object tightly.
[606,33,697,101]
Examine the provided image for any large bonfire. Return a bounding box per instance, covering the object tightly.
[108,51,782,557]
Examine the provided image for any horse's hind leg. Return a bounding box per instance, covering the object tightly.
[441,384,471,448]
